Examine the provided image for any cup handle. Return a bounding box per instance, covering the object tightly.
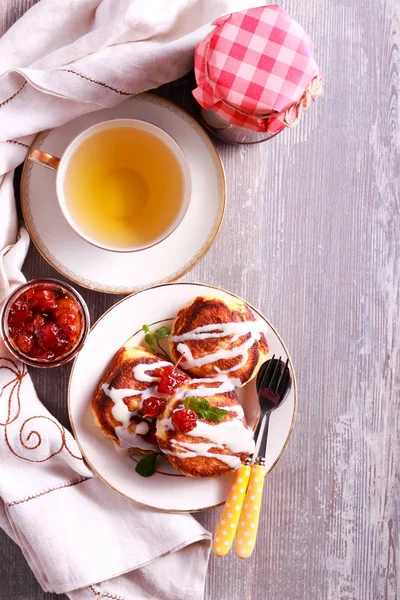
[29,149,60,171]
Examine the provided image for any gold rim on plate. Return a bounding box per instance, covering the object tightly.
[68,281,297,513]
[20,93,226,295]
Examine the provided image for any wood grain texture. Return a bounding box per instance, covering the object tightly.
[1,0,399,599]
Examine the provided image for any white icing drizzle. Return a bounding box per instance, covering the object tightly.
[115,426,157,451]
[186,420,254,454]
[102,359,171,450]
[135,421,150,435]
[222,404,245,418]
[184,376,240,397]
[157,376,243,433]
[171,320,265,374]
[171,321,261,342]
[158,374,254,466]
[165,441,242,469]
[133,360,171,382]
[100,347,257,467]
[159,417,173,432]
[157,376,240,406]
[102,384,141,428]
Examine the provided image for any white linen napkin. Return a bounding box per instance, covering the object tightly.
[0,0,262,597]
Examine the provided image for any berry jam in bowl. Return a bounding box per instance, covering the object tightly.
[1,278,90,368]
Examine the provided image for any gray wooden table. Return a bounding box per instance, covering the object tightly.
[1,1,399,599]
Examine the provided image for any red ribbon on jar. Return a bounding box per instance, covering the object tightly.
[193,5,323,144]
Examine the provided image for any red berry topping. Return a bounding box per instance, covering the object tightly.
[33,314,45,330]
[57,310,80,339]
[171,409,197,433]
[35,322,68,351]
[158,366,189,394]
[26,289,57,311]
[15,333,34,354]
[8,303,33,333]
[54,297,80,317]
[30,346,55,361]
[141,397,166,418]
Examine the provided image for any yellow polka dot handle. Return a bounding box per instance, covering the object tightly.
[235,464,267,558]
[213,463,251,556]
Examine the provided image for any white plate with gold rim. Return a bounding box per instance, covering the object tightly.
[68,283,297,513]
[21,94,225,294]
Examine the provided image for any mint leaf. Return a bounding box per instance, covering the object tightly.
[142,325,155,351]
[154,326,171,340]
[185,397,205,418]
[207,406,229,422]
[197,398,211,418]
[142,324,170,357]
[184,397,228,422]
[144,332,155,351]
[135,453,159,477]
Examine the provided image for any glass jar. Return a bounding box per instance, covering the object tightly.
[193,6,322,145]
[1,278,90,368]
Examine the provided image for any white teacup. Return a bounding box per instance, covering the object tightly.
[29,119,191,252]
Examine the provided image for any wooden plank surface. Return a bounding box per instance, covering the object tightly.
[1,1,399,599]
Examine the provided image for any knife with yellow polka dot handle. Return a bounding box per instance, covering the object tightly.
[235,460,267,558]
[213,460,252,556]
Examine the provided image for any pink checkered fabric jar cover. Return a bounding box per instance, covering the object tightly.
[193,5,322,134]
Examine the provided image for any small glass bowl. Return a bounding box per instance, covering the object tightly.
[0,278,90,368]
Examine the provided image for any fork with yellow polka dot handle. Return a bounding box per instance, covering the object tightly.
[213,357,291,557]
[235,357,291,558]
[213,458,252,556]
[235,457,267,558]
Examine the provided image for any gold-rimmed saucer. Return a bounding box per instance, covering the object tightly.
[68,282,297,513]
[21,94,226,294]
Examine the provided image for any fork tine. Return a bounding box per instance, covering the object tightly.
[276,359,290,396]
[270,356,282,394]
[274,358,288,393]
[258,354,275,391]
